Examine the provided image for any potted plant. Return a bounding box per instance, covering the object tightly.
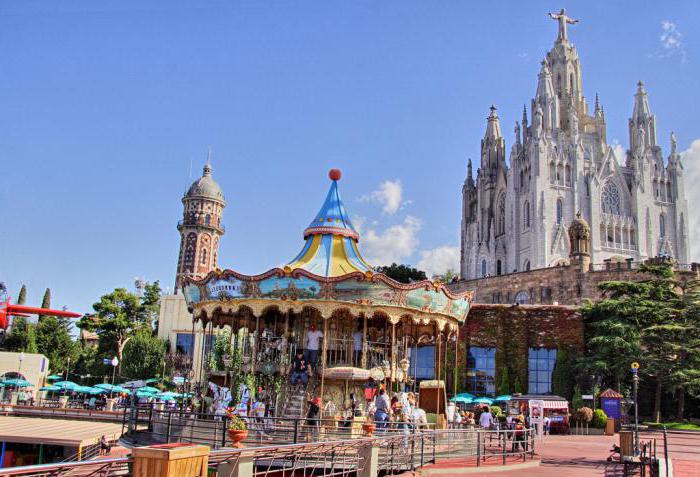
[227,414,248,447]
[362,421,376,437]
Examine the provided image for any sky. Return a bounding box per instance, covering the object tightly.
[1,1,699,315]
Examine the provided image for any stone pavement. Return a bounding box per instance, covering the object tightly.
[420,433,700,477]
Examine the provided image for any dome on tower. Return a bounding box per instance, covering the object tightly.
[568,211,590,241]
[185,162,225,203]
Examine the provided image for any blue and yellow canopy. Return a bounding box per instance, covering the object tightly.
[287,169,373,277]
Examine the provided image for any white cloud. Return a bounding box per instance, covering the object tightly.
[657,21,687,62]
[417,246,460,278]
[611,139,626,164]
[681,140,700,262]
[362,216,421,265]
[359,180,409,215]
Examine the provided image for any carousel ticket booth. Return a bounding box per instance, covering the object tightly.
[182,170,472,429]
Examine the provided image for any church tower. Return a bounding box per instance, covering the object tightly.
[175,156,226,293]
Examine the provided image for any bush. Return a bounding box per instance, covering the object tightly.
[575,407,593,424]
[592,409,608,429]
[490,405,503,416]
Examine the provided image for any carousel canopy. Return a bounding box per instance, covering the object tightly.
[183,169,473,326]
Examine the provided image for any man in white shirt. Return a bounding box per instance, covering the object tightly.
[479,408,494,429]
[306,325,323,369]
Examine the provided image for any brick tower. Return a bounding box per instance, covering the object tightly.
[175,157,225,293]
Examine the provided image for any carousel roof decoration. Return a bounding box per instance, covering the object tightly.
[183,169,473,329]
[287,169,373,277]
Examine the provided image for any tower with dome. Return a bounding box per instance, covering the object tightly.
[460,10,689,280]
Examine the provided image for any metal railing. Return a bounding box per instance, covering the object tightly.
[0,457,131,477]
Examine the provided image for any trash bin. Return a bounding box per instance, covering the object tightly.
[605,417,615,436]
[619,430,634,461]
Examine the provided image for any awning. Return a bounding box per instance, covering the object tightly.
[542,400,569,410]
[0,416,123,447]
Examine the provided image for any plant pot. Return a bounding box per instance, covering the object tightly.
[362,423,376,437]
[227,429,248,447]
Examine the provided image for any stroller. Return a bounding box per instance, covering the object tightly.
[606,442,621,462]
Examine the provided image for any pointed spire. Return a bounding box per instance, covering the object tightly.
[522,104,528,127]
[594,93,600,114]
[633,80,652,121]
[535,59,555,101]
[203,146,212,176]
[467,158,473,179]
[485,105,502,139]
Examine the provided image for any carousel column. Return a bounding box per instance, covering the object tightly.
[436,325,442,418]
[361,313,368,368]
[453,329,459,397]
[320,316,329,404]
[390,321,396,395]
[252,314,260,374]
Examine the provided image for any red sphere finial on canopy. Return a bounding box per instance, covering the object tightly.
[328,169,342,181]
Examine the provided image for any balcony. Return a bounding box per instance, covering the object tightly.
[177,219,225,233]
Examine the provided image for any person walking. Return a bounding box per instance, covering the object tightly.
[288,350,310,388]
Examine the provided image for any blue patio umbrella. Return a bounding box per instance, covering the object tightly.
[0,378,33,388]
[473,397,494,405]
[47,375,64,381]
[40,385,61,392]
[52,381,79,391]
[494,395,512,402]
[455,393,475,399]
[450,396,473,404]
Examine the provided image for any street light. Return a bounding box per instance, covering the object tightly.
[110,357,119,398]
[17,352,25,379]
[631,361,640,456]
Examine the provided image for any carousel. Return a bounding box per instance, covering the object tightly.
[182,169,472,420]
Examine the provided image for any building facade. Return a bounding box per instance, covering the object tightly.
[460,10,689,280]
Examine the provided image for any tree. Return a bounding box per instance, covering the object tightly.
[77,288,148,373]
[513,376,524,394]
[580,263,700,421]
[38,288,51,321]
[497,367,510,395]
[121,330,167,380]
[4,317,37,353]
[16,285,27,305]
[433,269,459,283]
[571,385,583,411]
[552,348,575,400]
[375,263,427,284]
[141,281,162,331]
[35,316,77,373]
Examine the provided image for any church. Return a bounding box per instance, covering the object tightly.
[460,10,690,280]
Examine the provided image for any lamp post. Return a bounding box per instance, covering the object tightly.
[17,352,25,379]
[631,362,640,456]
[110,357,119,398]
[65,357,71,382]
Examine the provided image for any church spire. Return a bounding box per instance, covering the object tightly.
[629,80,657,151]
[484,105,502,139]
[533,60,558,131]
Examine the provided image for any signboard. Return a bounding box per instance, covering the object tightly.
[173,377,185,384]
[528,400,545,439]
[582,394,594,400]
[601,397,621,419]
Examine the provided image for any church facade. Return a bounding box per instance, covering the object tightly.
[460,10,689,280]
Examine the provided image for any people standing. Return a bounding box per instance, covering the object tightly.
[479,406,494,429]
[352,325,363,367]
[305,325,323,369]
[306,396,322,440]
[373,388,391,430]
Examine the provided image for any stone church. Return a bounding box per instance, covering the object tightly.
[460,10,689,280]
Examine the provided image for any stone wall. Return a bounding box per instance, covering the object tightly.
[450,260,699,305]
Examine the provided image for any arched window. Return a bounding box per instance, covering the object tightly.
[549,162,556,183]
[201,249,207,265]
[556,199,563,224]
[497,194,506,236]
[601,181,621,215]
[584,177,590,197]
[660,214,666,237]
[666,182,672,202]
[630,227,636,246]
[496,260,502,276]
[556,164,563,184]
[523,201,530,229]
[514,291,529,304]
[205,214,211,225]
[565,165,571,186]
[607,224,614,243]
[481,260,487,278]
[523,260,531,271]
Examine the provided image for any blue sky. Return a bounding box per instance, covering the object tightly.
[1,1,698,314]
